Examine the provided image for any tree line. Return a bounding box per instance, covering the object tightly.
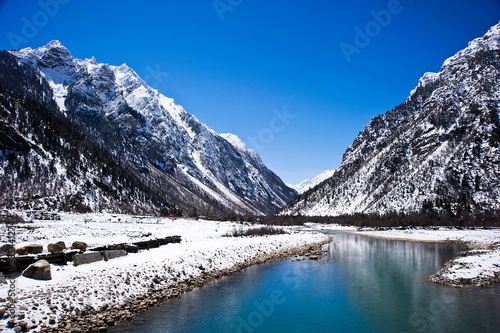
[220,210,500,228]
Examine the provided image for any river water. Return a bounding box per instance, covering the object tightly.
[109,232,500,333]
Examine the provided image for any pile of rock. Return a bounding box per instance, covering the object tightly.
[1,306,39,332]
[2,237,181,279]
[89,235,182,253]
[0,241,80,274]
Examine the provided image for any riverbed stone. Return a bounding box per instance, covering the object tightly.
[16,247,28,255]
[22,260,52,280]
[72,252,103,266]
[102,250,127,261]
[47,243,65,254]
[0,244,15,256]
[24,244,44,254]
[18,320,28,330]
[71,241,88,251]
[55,241,67,249]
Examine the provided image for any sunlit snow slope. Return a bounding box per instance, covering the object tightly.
[0,42,296,214]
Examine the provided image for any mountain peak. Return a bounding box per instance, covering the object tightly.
[87,56,98,65]
[5,41,296,215]
[410,22,500,99]
[35,40,72,59]
[45,40,65,48]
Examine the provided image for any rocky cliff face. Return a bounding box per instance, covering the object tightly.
[0,42,296,214]
[282,23,500,216]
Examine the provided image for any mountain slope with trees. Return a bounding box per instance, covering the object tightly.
[282,23,500,217]
[0,42,296,215]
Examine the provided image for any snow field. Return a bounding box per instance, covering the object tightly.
[0,212,329,332]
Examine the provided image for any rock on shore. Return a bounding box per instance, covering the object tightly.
[22,260,52,281]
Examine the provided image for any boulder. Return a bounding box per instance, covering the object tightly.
[48,243,65,254]
[72,252,103,266]
[102,250,127,261]
[55,241,67,250]
[71,241,87,252]
[16,247,28,256]
[24,244,43,254]
[0,244,15,256]
[0,272,6,284]
[22,260,51,280]
[18,321,28,330]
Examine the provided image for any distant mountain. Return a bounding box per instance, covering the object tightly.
[282,23,500,216]
[287,170,335,194]
[0,41,296,215]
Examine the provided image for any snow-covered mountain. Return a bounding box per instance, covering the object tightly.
[0,41,296,215]
[287,170,335,194]
[282,23,500,216]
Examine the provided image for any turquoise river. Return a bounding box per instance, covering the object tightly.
[109,231,500,333]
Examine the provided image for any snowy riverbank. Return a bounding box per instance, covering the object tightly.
[354,227,500,288]
[0,213,330,332]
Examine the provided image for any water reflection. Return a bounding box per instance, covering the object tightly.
[327,234,462,332]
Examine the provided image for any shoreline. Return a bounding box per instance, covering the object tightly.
[428,247,500,288]
[350,228,500,288]
[0,214,331,333]
[345,230,476,247]
[58,238,331,333]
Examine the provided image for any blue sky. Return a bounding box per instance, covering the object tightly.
[1,1,499,184]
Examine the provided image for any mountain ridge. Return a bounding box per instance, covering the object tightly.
[1,41,296,215]
[281,22,500,217]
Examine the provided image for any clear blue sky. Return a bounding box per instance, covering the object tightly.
[1,1,499,184]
